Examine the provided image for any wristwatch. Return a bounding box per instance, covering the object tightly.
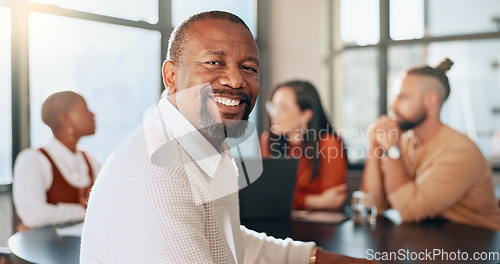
[386,145,402,160]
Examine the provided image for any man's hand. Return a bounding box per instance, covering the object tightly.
[370,115,402,150]
[366,123,379,149]
[316,249,380,263]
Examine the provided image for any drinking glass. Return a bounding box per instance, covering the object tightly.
[351,191,377,225]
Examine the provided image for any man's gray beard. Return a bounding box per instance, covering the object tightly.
[199,98,251,141]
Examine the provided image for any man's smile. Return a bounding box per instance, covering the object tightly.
[211,94,247,115]
[204,87,252,117]
[214,96,241,106]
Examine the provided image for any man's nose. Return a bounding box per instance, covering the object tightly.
[219,67,244,88]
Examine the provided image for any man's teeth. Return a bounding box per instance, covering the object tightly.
[214,97,240,106]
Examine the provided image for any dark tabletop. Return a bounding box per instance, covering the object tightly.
[9,213,500,264]
[242,212,500,264]
[9,225,80,264]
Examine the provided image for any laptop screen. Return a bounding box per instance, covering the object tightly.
[238,158,298,220]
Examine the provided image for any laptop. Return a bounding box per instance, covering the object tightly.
[238,158,298,220]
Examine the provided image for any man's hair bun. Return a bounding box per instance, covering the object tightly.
[435,58,454,72]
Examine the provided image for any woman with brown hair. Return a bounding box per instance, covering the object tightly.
[261,80,348,211]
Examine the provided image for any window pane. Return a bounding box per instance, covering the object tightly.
[391,0,500,39]
[29,13,161,164]
[390,0,424,40]
[171,0,258,38]
[387,44,427,100]
[0,7,11,184]
[29,0,158,24]
[388,40,500,162]
[340,0,379,45]
[337,48,379,164]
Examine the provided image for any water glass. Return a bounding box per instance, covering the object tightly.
[351,191,377,225]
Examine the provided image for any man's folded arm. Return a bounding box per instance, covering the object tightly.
[387,150,480,221]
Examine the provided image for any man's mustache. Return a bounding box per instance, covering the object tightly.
[202,87,253,105]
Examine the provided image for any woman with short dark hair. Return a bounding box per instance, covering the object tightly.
[13,91,100,231]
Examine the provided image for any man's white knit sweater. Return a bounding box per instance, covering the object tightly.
[80,97,315,263]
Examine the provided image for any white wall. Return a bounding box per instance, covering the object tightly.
[266,0,330,112]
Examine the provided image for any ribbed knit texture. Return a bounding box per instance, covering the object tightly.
[80,98,315,263]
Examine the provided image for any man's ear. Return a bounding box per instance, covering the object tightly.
[162,60,177,93]
[424,91,440,111]
[58,113,71,127]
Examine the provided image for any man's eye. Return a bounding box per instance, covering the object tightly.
[206,61,221,66]
[242,66,258,73]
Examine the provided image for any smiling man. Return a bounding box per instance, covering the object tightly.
[80,11,376,263]
[361,59,500,231]
[163,14,259,146]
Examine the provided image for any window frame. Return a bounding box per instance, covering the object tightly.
[4,0,171,172]
[0,4,12,184]
[2,0,266,177]
[328,0,500,169]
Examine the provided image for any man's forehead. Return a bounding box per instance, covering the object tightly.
[189,19,256,44]
[391,75,418,96]
[403,74,443,93]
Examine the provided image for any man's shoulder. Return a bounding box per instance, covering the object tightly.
[401,125,478,149]
[421,125,487,165]
[438,125,480,150]
[100,125,187,180]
